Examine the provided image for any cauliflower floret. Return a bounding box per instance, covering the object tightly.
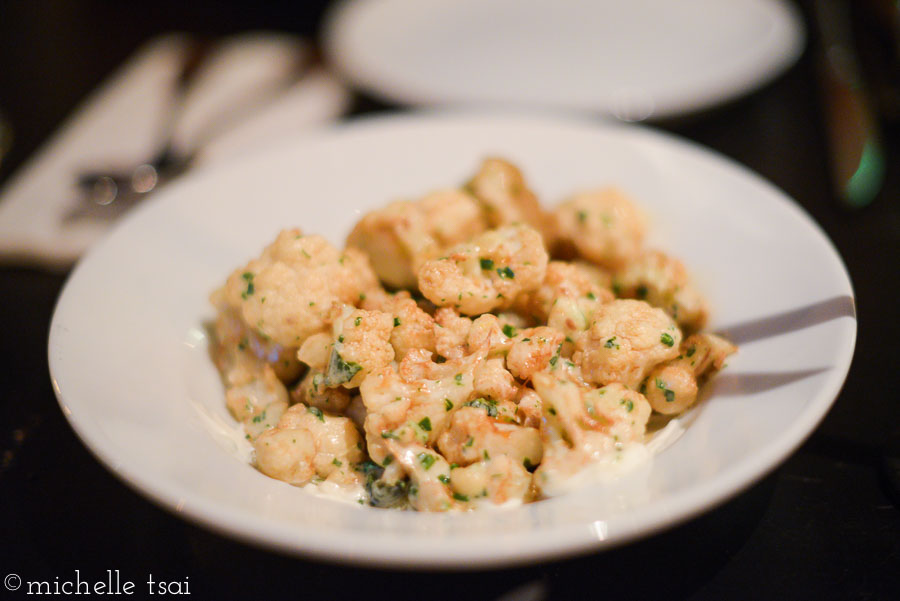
[361,290,436,360]
[515,388,543,428]
[546,296,603,353]
[224,363,289,440]
[467,313,517,357]
[449,455,533,506]
[290,369,352,413]
[643,333,737,414]
[512,261,614,321]
[254,403,364,486]
[346,190,486,289]
[437,406,542,469]
[382,439,457,512]
[473,358,519,404]
[465,157,552,242]
[434,310,522,361]
[506,326,566,381]
[210,307,303,384]
[552,188,645,269]
[418,224,548,315]
[613,250,708,331]
[296,331,332,372]
[434,307,473,361]
[419,189,490,247]
[531,373,651,496]
[359,349,483,465]
[218,230,378,347]
[575,299,682,388]
[325,306,395,388]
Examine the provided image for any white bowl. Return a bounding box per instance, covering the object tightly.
[49,110,855,568]
[324,0,805,119]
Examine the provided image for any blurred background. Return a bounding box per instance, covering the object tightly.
[0,1,898,599]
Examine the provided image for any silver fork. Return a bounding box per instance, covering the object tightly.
[67,39,313,221]
[67,39,211,220]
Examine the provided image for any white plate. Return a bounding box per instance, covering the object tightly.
[324,0,805,120]
[49,110,854,568]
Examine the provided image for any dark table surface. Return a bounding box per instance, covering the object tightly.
[1,1,898,600]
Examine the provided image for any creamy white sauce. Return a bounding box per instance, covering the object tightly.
[305,479,367,506]
[540,418,685,498]
[227,416,685,508]
[646,418,685,455]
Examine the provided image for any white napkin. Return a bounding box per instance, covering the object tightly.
[0,32,350,269]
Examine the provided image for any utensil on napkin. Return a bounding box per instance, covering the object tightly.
[0,32,350,269]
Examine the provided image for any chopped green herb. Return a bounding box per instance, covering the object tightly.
[417,452,436,470]
[324,349,362,386]
[454,373,463,385]
[393,317,401,327]
[496,266,515,279]
[301,249,311,259]
[604,336,619,349]
[502,324,518,338]
[449,462,459,470]
[240,272,255,299]
[686,346,696,358]
[251,410,267,424]
[660,332,675,347]
[444,398,453,411]
[483,450,490,460]
[337,334,344,343]
[453,492,469,502]
[438,474,450,484]
[418,416,432,432]
[382,455,393,466]
[332,458,343,467]
[464,398,498,417]
[464,436,474,447]
[548,407,557,416]
[354,316,362,326]
[380,430,398,439]
[636,284,649,299]
[307,406,324,422]
[624,399,634,412]
[479,258,495,270]
[587,291,597,300]
[549,355,559,367]
[522,337,531,342]
[655,378,675,402]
